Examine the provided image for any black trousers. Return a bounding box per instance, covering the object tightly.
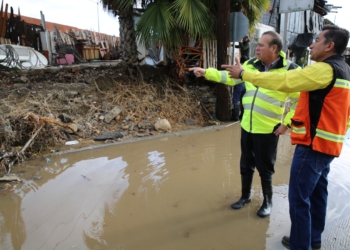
[240,128,279,181]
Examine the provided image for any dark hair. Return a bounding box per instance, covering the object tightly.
[322,25,350,55]
[262,31,283,53]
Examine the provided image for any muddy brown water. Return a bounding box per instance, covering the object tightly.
[1,124,350,250]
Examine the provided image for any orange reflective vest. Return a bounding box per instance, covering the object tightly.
[291,55,350,156]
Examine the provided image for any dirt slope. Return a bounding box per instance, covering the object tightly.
[0,62,217,174]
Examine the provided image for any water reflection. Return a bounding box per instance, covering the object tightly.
[0,193,26,250]
[141,151,168,192]
[17,156,129,249]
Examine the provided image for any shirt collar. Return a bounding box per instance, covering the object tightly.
[262,57,281,72]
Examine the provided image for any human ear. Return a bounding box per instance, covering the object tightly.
[325,41,335,52]
[272,44,278,53]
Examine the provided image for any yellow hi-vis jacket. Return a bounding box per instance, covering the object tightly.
[204,51,300,134]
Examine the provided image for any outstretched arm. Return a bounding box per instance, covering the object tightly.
[241,63,333,92]
[189,66,240,86]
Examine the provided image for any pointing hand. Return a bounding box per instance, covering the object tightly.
[189,67,206,77]
[222,56,244,79]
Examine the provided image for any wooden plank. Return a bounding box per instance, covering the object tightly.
[81,30,86,40]
[0,174,22,182]
[104,36,109,50]
[99,34,106,58]
[1,3,8,37]
[0,0,3,37]
[71,28,76,39]
[21,35,25,46]
[94,46,100,59]
[59,30,66,44]
[207,40,211,68]
[83,30,87,43]
[207,40,210,68]
[93,31,98,45]
[64,30,70,45]
[203,40,207,69]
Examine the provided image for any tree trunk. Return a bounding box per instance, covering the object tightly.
[118,6,138,64]
[215,0,231,121]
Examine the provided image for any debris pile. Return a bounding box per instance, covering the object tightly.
[0,63,218,175]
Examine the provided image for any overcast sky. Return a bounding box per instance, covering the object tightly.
[9,0,120,36]
[7,0,350,44]
[325,0,349,27]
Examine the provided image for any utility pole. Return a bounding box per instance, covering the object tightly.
[215,0,231,121]
[88,0,101,42]
[97,2,101,40]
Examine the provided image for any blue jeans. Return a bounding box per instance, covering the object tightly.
[289,145,334,250]
[232,83,245,106]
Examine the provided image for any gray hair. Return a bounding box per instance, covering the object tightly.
[262,31,283,53]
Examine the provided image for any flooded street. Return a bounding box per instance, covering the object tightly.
[1,124,350,250]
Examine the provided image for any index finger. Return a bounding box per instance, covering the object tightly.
[234,56,240,65]
[221,64,232,69]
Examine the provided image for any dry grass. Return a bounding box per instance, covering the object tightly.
[0,76,209,174]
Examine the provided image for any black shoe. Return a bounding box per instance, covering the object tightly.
[231,174,253,209]
[257,179,273,218]
[281,236,321,250]
[231,198,251,209]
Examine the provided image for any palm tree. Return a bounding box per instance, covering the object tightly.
[101,0,269,121]
[135,0,216,50]
[101,0,269,63]
[136,0,270,49]
[100,0,140,64]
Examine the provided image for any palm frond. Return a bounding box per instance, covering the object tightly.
[136,2,175,47]
[100,0,136,14]
[241,0,270,31]
[171,0,215,40]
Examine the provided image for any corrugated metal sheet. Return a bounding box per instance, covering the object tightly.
[260,0,279,29]
[279,0,314,13]
[259,0,324,54]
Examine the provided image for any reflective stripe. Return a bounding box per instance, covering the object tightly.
[315,128,345,143]
[289,97,299,103]
[220,71,227,83]
[243,103,282,120]
[245,90,284,108]
[290,102,297,110]
[292,126,306,134]
[334,79,350,89]
[286,60,291,70]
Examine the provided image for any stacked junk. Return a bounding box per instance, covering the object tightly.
[0,0,120,70]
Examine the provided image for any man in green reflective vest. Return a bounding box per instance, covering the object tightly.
[190,31,300,218]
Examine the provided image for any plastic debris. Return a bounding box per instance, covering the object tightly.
[65,140,79,145]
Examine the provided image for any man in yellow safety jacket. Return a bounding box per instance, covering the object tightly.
[190,31,300,218]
